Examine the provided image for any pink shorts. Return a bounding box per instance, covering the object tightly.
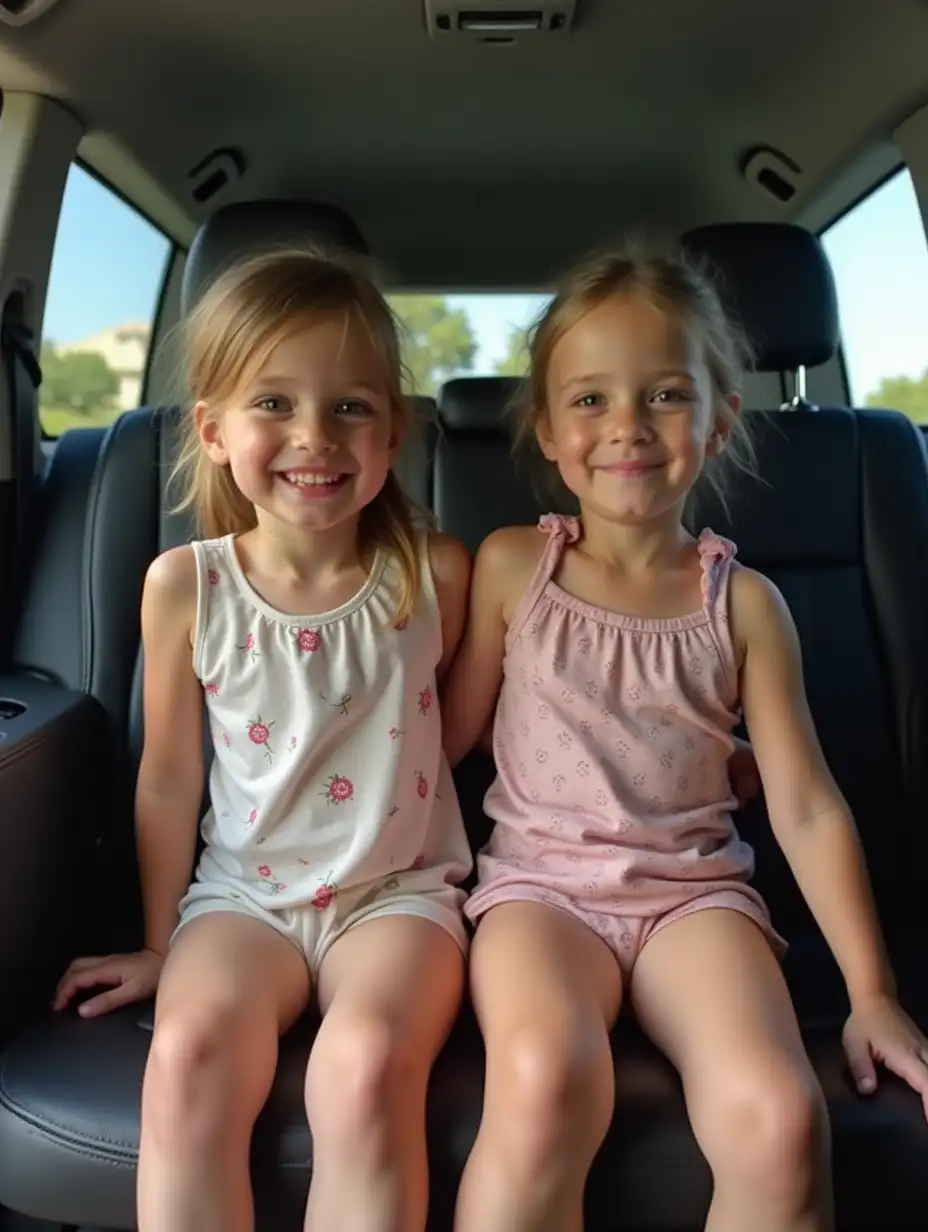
[466,884,788,977]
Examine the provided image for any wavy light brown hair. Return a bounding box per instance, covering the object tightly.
[170,246,423,623]
[511,244,757,511]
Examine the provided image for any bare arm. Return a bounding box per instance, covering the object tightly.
[440,527,534,769]
[135,546,206,956]
[428,532,473,681]
[733,568,894,1003]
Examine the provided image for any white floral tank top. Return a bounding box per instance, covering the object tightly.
[188,533,473,909]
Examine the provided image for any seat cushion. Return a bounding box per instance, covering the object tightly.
[1,996,926,1230]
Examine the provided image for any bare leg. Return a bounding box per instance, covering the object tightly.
[632,908,833,1232]
[303,915,465,1232]
[454,903,622,1232]
[137,912,310,1232]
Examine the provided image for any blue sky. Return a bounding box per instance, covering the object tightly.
[43,164,928,403]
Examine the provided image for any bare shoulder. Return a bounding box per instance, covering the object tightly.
[474,524,547,622]
[426,531,472,591]
[142,545,198,636]
[728,564,797,659]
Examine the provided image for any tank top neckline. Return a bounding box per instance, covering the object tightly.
[534,513,735,635]
[218,532,387,627]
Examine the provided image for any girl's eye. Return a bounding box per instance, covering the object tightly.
[254,395,288,413]
[335,399,372,417]
[572,392,604,409]
[652,387,694,406]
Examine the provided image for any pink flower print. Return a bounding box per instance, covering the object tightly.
[246,808,258,827]
[238,632,259,662]
[296,627,322,654]
[389,726,406,740]
[535,749,548,763]
[648,727,661,741]
[558,731,572,749]
[619,931,635,950]
[247,716,275,761]
[204,681,219,697]
[538,704,550,719]
[532,669,544,687]
[418,686,433,716]
[551,813,564,831]
[585,681,598,699]
[288,735,297,752]
[595,790,608,807]
[580,720,593,736]
[605,659,617,677]
[208,567,220,586]
[561,687,574,703]
[529,788,540,803]
[520,722,530,737]
[577,637,592,656]
[690,657,703,675]
[632,772,646,787]
[553,774,565,792]
[677,775,690,790]
[585,881,597,895]
[576,760,590,777]
[415,771,429,799]
[322,774,354,805]
[553,655,567,672]
[311,873,338,911]
[684,736,696,752]
[518,762,527,778]
[257,864,272,878]
[627,684,641,702]
[649,796,663,812]
[257,864,286,894]
[659,751,675,769]
[222,732,231,748]
[566,850,581,864]
[616,740,630,758]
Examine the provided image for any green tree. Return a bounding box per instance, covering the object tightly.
[389,296,476,394]
[866,369,928,424]
[494,324,530,378]
[41,342,119,415]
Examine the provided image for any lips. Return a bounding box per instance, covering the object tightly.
[602,461,660,477]
[279,471,345,487]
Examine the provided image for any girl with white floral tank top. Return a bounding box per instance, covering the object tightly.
[441,249,928,1232]
[54,247,473,1232]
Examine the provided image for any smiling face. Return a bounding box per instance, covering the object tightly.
[196,311,402,535]
[537,292,739,528]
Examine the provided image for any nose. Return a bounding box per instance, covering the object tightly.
[292,408,338,453]
[606,396,650,442]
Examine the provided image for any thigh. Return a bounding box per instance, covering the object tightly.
[470,902,622,1078]
[315,913,465,1062]
[631,907,820,1142]
[156,908,311,1035]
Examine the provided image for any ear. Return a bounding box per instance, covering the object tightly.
[707,392,741,457]
[195,400,229,465]
[534,409,558,462]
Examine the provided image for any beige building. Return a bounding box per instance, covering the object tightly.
[62,320,151,410]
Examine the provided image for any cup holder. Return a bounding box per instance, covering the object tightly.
[0,699,26,721]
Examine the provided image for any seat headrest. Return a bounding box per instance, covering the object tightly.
[182,199,368,314]
[680,222,840,372]
[439,376,522,431]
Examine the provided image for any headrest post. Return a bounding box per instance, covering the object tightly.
[779,365,818,413]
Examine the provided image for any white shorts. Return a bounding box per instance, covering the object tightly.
[173,871,469,977]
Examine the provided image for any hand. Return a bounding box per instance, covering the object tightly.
[53,948,165,1019]
[729,736,761,809]
[843,993,928,1120]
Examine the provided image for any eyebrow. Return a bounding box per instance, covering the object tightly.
[249,375,388,397]
[558,368,697,395]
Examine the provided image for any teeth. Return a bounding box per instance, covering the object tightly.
[283,473,342,487]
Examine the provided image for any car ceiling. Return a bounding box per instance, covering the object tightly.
[0,0,925,287]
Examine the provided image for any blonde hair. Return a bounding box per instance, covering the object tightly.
[511,244,757,511]
[170,246,423,623]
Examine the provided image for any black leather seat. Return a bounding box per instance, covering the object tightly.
[435,224,928,1228]
[2,210,928,1231]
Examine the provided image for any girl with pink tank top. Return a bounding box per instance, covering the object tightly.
[442,248,928,1232]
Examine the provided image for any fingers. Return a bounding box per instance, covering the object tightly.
[53,961,124,1011]
[883,1046,928,1109]
[843,1033,878,1094]
[76,982,145,1019]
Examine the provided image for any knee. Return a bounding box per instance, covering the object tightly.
[705,1063,829,1203]
[489,1024,613,1162]
[144,1004,248,1139]
[306,1013,420,1150]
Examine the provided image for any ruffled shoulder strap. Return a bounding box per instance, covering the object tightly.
[697,528,737,607]
[504,513,580,648]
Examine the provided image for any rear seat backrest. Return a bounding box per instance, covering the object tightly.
[434,223,928,969]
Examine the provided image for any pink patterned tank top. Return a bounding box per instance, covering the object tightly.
[472,514,760,917]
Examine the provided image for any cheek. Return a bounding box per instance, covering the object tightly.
[552,417,594,462]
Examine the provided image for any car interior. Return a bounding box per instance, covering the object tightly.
[1,1,928,1229]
